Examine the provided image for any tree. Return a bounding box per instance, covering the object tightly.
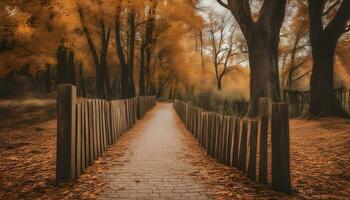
[217,0,287,117]
[115,2,136,99]
[283,31,310,91]
[308,0,350,117]
[279,2,310,92]
[207,11,247,90]
[153,53,171,98]
[79,7,112,100]
[56,44,76,86]
[139,1,158,96]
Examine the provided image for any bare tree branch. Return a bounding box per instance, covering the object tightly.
[322,0,341,17]
[216,0,230,9]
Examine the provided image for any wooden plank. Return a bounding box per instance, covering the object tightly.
[83,101,89,169]
[80,102,86,172]
[232,118,241,167]
[93,100,98,160]
[117,103,121,139]
[75,103,82,179]
[88,100,94,165]
[56,84,76,184]
[124,100,128,129]
[214,115,220,160]
[259,97,269,184]
[202,112,206,149]
[238,120,248,172]
[100,101,105,151]
[271,103,291,193]
[101,101,106,151]
[210,113,216,156]
[105,102,111,147]
[113,103,118,141]
[103,101,107,150]
[247,120,258,180]
[221,116,227,163]
[95,100,101,157]
[226,117,234,166]
[203,113,212,155]
[99,101,103,152]
[105,101,110,147]
[110,102,115,144]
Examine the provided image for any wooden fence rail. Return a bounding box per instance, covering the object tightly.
[56,84,156,184]
[173,99,291,193]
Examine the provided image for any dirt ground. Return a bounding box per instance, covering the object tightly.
[0,101,349,199]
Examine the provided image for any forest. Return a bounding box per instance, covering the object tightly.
[0,0,349,199]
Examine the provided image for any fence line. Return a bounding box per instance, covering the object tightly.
[283,86,350,117]
[173,99,291,193]
[56,84,156,184]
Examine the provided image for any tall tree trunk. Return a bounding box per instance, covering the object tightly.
[79,7,110,99]
[115,4,131,99]
[127,10,136,98]
[100,21,112,100]
[309,41,336,116]
[139,44,146,96]
[308,0,350,117]
[115,6,136,99]
[246,27,281,117]
[141,3,157,96]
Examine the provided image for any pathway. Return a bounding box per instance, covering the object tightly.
[98,103,215,199]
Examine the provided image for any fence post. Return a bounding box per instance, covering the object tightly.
[259,97,269,184]
[226,117,234,165]
[56,84,77,184]
[232,118,241,167]
[238,120,248,172]
[271,103,291,193]
[247,120,258,180]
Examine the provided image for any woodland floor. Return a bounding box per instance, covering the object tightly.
[0,101,349,199]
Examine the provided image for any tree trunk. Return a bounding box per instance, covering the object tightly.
[246,31,281,117]
[78,63,87,98]
[115,6,136,99]
[217,74,223,90]
[44,64,51,93]
[307,0,350,117]
[309,40,336,116]
[139,45,146,96]
[127,10,136,98]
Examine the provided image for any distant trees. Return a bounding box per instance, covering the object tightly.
[56,44,76,86]
[308,0,350,117]
[217,0,287,117]
[43,64,52,93]
[139,1,158,96]
[154,53,172,97]
[280,2,310,91]
[207,11,247,90]
[282,31,310,91]
[78,7,112,100]
[115,2,137,99]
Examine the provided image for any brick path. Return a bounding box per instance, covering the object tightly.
[98,103,214,199]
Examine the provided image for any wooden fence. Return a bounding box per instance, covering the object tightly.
[223,100,249,116]
[56,84,156,184]
[173,99,291,193]
[283,86,350,117]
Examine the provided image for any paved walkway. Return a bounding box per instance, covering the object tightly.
[98,103,214,199]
